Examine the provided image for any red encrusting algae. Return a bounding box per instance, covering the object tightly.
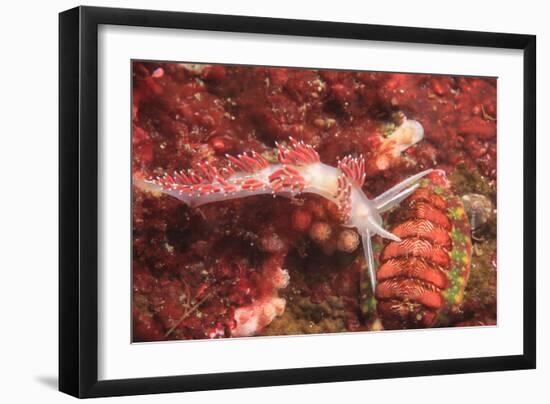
[132,61,496,340]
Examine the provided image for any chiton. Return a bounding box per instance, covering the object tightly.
[374,170,472,329]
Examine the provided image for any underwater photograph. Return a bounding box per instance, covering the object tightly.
[131,61,497,342]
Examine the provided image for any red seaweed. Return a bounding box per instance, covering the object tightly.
[132,62,494,341]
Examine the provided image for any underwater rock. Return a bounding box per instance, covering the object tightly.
[131,62,497,341]
[461,193,494,230]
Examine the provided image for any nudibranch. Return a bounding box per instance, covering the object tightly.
[138,119,431,293]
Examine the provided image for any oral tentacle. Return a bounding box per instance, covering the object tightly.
[366,217,402,242]
[362,229,377,293]
[373,169,433,209]
[375,183,420,214]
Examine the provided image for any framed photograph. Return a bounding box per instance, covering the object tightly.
[59,6,536,398]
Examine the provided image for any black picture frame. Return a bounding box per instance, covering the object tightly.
[59,5,536,398]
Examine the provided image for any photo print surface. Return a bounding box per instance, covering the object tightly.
[132,61,497,342]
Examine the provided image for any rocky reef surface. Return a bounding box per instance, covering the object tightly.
[132,62,497,341]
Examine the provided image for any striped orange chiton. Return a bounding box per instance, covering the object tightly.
[374,170,472,329]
